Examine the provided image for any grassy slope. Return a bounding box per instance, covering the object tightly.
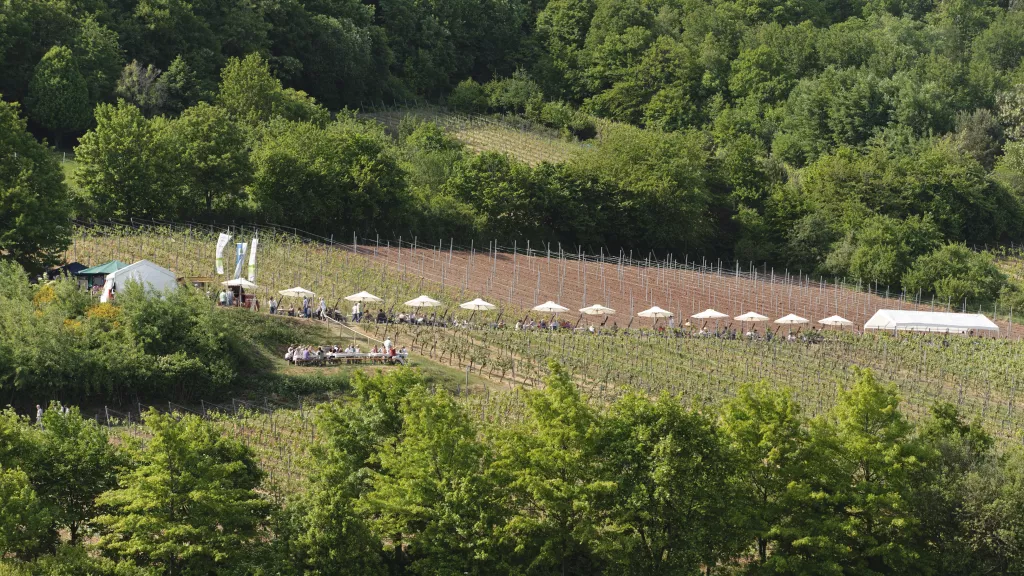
[72,225,1024,444]
[362,106,588,165]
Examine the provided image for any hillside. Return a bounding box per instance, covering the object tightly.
[362,106,588,166]
[71,222,1024,442]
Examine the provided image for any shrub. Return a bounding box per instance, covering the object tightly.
[484,70,543,117]
[447,79,489,113]
[902,244,1006,304]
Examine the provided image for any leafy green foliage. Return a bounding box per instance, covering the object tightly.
[74,101,169,219]
[94,410,269,575]
[34,407,120,544]
[248,116,407,237]
[902,243,1007,304]
[0,467,51,559]
[160,102,250,218]
[25,46,91,146]
[0,100,72,274]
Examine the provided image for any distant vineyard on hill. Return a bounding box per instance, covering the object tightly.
[362,105,592,165]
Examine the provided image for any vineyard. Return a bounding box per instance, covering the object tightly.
[361,105,590,165]
[104,399,318,494]
[69,221,1024,448]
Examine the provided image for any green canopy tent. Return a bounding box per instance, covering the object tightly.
[78,260,127,288]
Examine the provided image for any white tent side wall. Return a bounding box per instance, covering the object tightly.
[100,260,177,302]
[863,309,998,334]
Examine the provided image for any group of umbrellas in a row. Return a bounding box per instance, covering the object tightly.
[288,286,855,330]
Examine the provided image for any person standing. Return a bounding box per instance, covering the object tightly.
[269,297,278,315]
[36,404,43,428]
[318,297,326,320]
[352,301,361,322]
[383,336,392,353]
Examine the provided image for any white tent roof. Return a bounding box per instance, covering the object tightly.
[101,260,177,302]
[864,309,998,334]
[734,311,769,322]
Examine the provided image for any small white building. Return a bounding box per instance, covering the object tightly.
[863,309,999,335]
[100,260,177,303]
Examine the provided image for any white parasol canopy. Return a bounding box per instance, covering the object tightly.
[459,298,496,311]
[345,291,382,303]
[819,315,853,326]
[580,304,616,315]
[222,278,257,289]
[692,308,729,320]
[638,306,674,318]
[734,311,769,322]
[533,301,569,313]
[775,313,809,325]
[279,286,315,298]
[404,295,441,308]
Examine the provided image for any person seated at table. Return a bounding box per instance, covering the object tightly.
[287,305,295,317]
[285,346,294,361]
[376,310,386,323]
[398,346,407,355]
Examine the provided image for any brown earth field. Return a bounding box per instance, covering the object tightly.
[354,241,1019,338]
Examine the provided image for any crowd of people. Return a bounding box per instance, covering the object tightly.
[284,340,408,366]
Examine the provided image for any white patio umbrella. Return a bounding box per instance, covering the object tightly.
[580,304,616,315]
[734,311,769,335]
[819,315,853,328]
[533,301,569,314]
[692,308,729,320]
[345,290,382,303]
[775,313,809,325]
[775,313,809,337]
[459,298,496,311]
[639,305,674,328]
[459,297,496,323]
[692,308,729,333]
[638,306,674,318]
[404,295,441,308]
[222,278,257,289]
[279,286,315,298]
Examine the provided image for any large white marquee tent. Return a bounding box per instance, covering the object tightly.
[100,260,177,302]
[863,309,998,334]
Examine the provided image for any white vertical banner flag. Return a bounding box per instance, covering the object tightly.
[234,242,247,279]
[247,237,258,282]
[215,233,232,274]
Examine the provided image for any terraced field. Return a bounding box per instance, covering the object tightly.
[72,222,1024,446]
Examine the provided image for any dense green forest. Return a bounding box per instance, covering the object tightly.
[3,0,1024,300]
[3,362,1024,575]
